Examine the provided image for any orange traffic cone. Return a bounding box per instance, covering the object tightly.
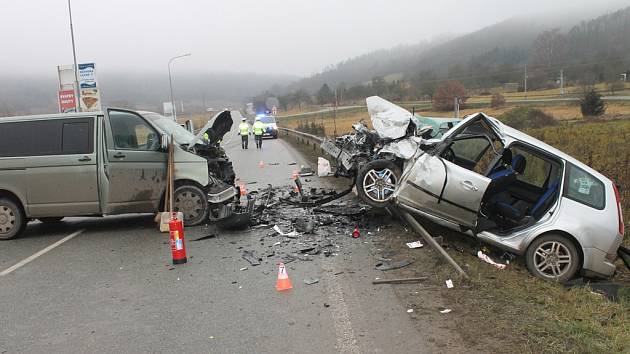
[259,160,265,168]
[276,262,293,291]
[239,183,247,196]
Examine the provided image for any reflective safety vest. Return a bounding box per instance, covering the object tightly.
[239,122,250,136]
[204,132,209,140]
[253,121,264,136]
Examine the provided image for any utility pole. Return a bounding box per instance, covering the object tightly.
[454,97,460,119]
[67,0,81,112]
[333,89,338,138]
[524,64,528,100]
[559,69,564,95]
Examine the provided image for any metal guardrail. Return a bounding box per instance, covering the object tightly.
[278,127,326,154]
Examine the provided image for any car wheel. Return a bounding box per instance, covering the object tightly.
[38,217,65,224]
[525,234,580,283]
[173,184,208,226]
[0,197,26,240]
[355,159,402,208]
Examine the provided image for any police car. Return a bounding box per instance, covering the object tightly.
[257,115,278,139]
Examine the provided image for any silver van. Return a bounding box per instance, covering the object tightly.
[0,108,237,239]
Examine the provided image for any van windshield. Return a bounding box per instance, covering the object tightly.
[141,112,195,144]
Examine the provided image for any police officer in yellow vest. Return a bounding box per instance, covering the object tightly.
[238,117,250,149]
[253,117,264,149]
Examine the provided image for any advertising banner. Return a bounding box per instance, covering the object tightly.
[78,63,97,89]
[80,88,102,112]
[58,89,77,113]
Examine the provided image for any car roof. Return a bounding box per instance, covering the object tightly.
[0,111,102,123]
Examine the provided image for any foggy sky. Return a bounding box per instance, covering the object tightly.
[1,0,628,78]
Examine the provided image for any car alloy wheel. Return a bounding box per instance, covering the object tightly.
[526,234,580,282]
[363,168,398,202]
[533,241,573,278]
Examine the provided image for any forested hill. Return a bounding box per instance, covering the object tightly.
[275,6,630,102]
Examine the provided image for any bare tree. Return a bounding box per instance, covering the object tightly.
[532,28,566,69]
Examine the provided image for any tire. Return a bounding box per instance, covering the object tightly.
[0,197,26,240]
[173,184,209,226]
[355,159,402,208]
[525,234,581,283]
[38,217,64,224]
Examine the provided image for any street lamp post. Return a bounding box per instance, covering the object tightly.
[67,0,81,112]
[168,53,191,121]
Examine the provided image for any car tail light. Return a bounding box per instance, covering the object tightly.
[613,183,624,236]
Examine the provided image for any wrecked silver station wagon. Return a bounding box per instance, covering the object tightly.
[321,96,460,207]
[393,112,625,281]
[0,109,238,239]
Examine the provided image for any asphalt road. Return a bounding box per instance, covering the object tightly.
[0,111,431,354]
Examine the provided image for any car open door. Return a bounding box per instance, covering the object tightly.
[102,109,167,214]
[395,113,504,227]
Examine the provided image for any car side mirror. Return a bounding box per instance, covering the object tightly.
[160,134,169,151]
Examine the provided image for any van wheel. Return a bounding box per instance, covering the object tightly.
[0,197,26,240]
[173,185,208,226]
[525,234,580,283]
[38,217,64,224]
[356,159,402,208]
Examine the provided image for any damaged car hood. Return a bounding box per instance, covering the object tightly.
[366,96,417,140]
[189,110,233,145]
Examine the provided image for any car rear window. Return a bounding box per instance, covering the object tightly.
[0,118,94,157]
[564,164,605,210]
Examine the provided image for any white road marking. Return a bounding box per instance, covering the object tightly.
[322,259,362,354]
[0,229,85,277]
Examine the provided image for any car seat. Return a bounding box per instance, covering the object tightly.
[485,150,523,195]
[493,178,561,224]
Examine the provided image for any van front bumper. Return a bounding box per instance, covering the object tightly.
[207,186,237,204]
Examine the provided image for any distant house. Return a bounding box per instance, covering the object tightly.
[503,83,519,93]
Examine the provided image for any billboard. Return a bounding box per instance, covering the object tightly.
[80,88,101,112]
[163,101,175,118]
[78,63,97,89]
[58,89,77,113]
[58,63,102,112]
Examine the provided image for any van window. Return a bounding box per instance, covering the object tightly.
[0,122,31,157]
[62,122,92,154]
[109,111,160,151]
[0,118,93,157]
[564,164,605,210]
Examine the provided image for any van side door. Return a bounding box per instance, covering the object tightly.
[23,117,100,217]
[103,109,166,214]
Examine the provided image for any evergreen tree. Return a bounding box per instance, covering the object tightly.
[580,89,606,117]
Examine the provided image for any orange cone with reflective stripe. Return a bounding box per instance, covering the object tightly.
[276,262,293,291]
[239,183,247,196]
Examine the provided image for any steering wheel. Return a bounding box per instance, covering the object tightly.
[442,147,455,162]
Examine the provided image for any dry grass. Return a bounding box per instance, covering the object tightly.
[279,102,630,136]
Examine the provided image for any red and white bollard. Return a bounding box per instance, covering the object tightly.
[169,213,187,264]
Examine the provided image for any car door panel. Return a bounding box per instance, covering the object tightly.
[103,110,166,214]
